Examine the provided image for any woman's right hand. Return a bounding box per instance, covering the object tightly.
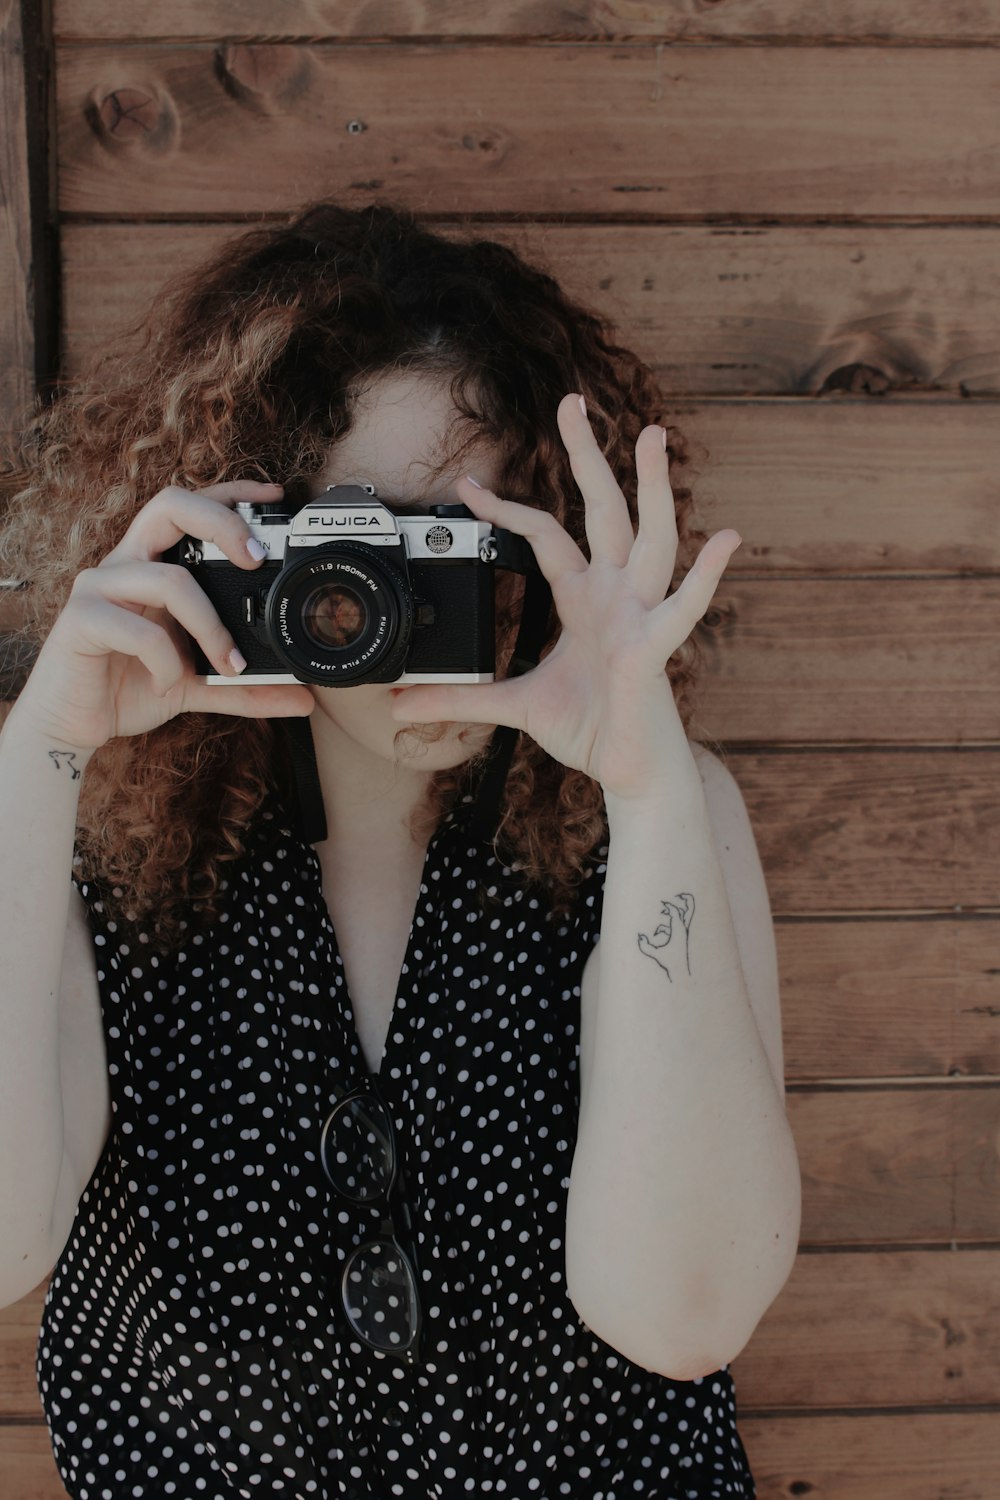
[14,480,315,752]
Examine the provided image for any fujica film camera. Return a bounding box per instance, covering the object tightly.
[180,483,536,686]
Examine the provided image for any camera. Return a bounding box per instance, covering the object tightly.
[179,483,532,687]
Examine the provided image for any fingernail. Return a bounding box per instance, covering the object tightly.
[246,537,268,561]
[577,395,587,417]
[229,647,247,674]
[660,427,668,451]
[465,475,484,489]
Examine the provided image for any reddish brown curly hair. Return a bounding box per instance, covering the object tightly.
[1,201,703,942]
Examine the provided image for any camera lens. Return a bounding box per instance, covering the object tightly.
[265,545,413,685]
[301,583,368,650]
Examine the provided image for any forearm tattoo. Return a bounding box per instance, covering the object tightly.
[637,893,695,982]
[48,749,81,780]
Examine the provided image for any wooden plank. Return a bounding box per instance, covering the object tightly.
[741,1412,1000,1500]
[692,579,1000,745]
[679,399,1000,573]
[58,226,1000,571]
[55,45,1000,219]
[0,1428,63,1500]
[791,1085,1000,1245]
[778,918,1000,1081]
[7,1250,1000,1414]
[1,0,38,437]
[731,749,1000,915]
[731,1249,1000,1408]
[2,1415,1000,1500]
[0,1287,44,1422]
[60,221,1000,398]
[51,0,1000,43]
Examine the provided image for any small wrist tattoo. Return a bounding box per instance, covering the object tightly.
[48,749,81,780]
[637,893,695,982]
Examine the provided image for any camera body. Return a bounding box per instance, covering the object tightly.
[181,483,501,687]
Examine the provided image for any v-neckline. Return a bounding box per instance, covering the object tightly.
[306,805,459,1083]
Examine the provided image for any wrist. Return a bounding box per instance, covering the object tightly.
[601,735,703,820]
[1,700,98,767]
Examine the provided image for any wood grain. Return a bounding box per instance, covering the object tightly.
[60,221,1000,398]
[681,399,1000,573]
[51,0,1000,42]
[56,46,1000,219]
[1,0,37,437]
[778,917,1000,1081]
[730,749,1000,916]
[0,1288,45,1421]
[741,1412,1000,1500]
[731,1248,1000,1408]
[792,1085,1000,1245]
[0,1429,61,1500]
[692,579,1000,745]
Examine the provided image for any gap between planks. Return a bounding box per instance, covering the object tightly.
[51,35,1000,51]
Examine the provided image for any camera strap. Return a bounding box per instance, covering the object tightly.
[282,713,329,846]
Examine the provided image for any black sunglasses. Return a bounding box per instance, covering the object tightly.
[319,1082,423,1366]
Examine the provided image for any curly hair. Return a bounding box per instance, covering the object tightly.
[0,200,703,943]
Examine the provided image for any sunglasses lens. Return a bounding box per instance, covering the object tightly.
[343,1239,420,1353]
[321,1094,394,1202]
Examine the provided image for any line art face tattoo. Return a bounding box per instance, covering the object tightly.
[637,893,695,982]
[48,749,81,780]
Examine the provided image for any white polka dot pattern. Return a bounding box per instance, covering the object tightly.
[37,800,754,1498]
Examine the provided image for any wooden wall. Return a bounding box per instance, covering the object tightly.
[3,2,1000,1496]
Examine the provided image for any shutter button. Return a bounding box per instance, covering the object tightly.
[384,1405,404,1427]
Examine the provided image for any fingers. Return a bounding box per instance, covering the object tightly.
[71,560,247,681]
[555,393,635,566]
[104,481,283,567]
[628,424,679,607]
[648,529,741,654]
[389,675,530,732]
[455,478,587,585]
[181,680,315,719]
[67,599,192,698]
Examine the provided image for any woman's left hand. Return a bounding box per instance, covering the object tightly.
[390,392,740,801]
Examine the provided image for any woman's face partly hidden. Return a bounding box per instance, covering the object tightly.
[303,370,503,772]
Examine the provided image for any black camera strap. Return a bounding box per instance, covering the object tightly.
[276,525,551,850]
[283,713,329,846]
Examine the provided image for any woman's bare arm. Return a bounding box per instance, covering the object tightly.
[0,710,107,1307]
[568,741,799,1379]
[0,480,313,1309]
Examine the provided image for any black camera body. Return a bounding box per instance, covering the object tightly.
[180,483,506,687]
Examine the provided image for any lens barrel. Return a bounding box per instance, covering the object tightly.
[264,543,413,685]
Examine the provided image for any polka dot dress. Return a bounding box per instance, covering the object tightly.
[38,798,755,1499]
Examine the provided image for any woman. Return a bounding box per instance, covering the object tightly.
[0,202,800,1499]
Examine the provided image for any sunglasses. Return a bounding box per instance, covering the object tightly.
[319,1082,423,1366]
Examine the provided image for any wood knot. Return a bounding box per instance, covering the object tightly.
[818,362,893,396]
[91,87,165,142]
[700,600,735,634]
[459,127,511,162]
[215,44,313,114]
